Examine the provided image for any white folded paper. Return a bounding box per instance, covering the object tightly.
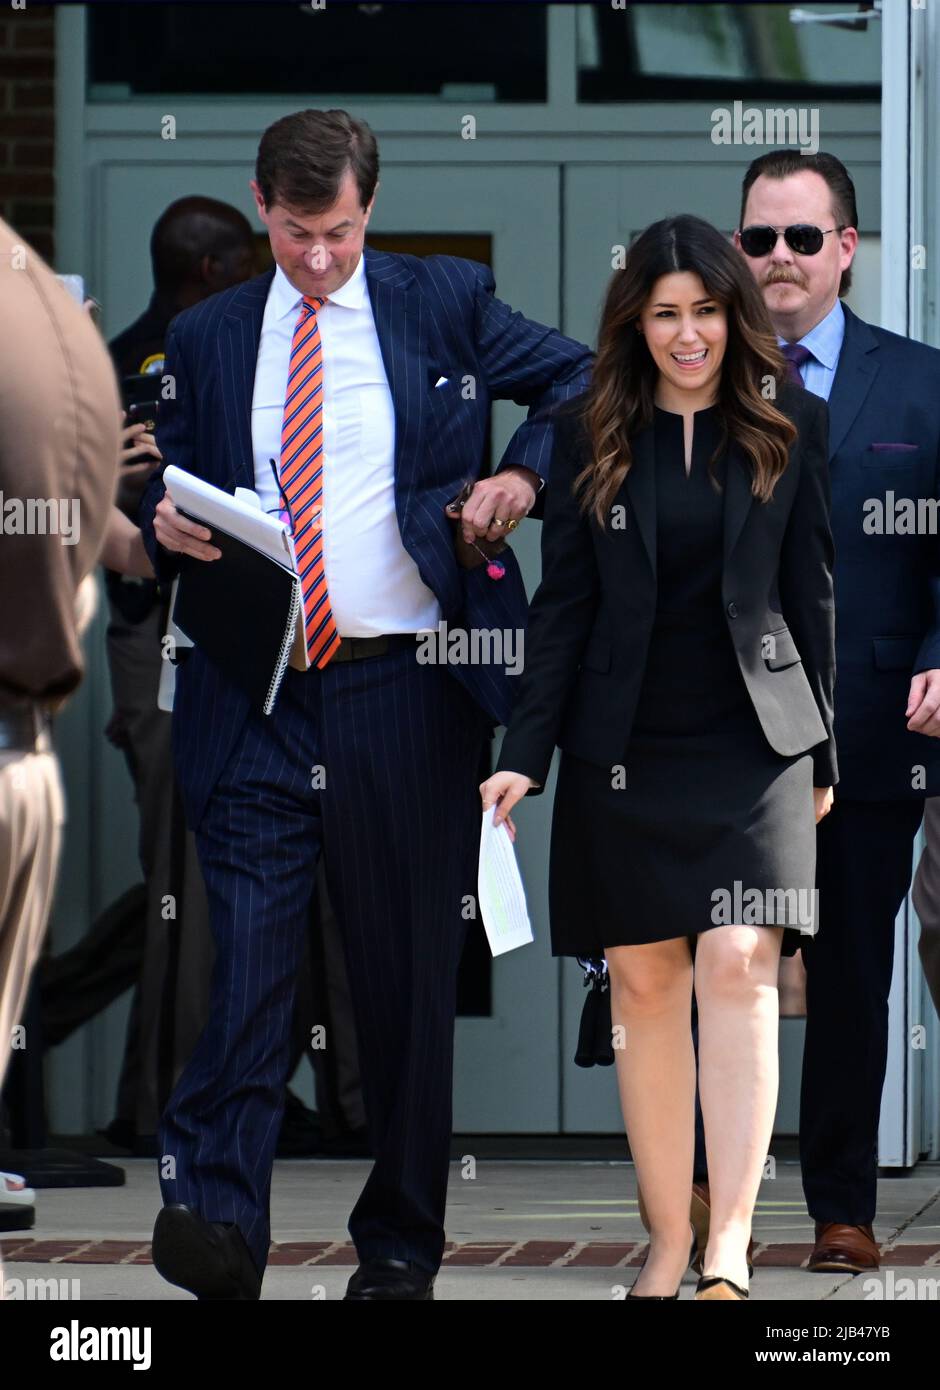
[157,576,193,712]
[163,465,296,571]
[477,804,534,956]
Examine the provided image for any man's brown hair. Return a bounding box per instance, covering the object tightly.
[256,109,379,213]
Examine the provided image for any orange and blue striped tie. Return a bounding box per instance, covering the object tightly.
[280,295,341,668]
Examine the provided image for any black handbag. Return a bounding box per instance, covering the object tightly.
[574,957,615,1067]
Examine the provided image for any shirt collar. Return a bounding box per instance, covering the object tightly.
[777,298,845,371]
[270,250,368,321]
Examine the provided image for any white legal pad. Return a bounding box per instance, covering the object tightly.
[162,465,297,570]
[477,804,534,956]
[162,466,309,713]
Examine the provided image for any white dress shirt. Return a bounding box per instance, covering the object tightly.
[250,254,442,637]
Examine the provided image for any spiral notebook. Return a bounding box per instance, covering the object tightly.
[163,466,305,715]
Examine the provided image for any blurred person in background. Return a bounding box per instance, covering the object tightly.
[101,197,256,1154]
[33,198,255,1156]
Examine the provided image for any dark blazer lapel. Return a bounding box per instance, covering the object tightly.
[218,268,274,491]
[826,303,879,461]
[363,245,427,533]
[624,423,657,578]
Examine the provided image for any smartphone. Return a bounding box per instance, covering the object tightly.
[122,372,161,444]
[126,400,159,432]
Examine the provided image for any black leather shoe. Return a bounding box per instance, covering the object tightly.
[151,1203,262,1300]
[343,1257,435,1300]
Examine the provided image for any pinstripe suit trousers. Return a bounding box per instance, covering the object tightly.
[158,645,488,1276]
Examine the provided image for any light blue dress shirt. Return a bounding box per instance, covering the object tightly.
[778,297,845,402]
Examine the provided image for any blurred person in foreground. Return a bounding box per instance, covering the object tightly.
[0,216,120,1284]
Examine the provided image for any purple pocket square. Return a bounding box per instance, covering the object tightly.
[870,442,919,452]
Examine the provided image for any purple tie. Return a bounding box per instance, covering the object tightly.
[781,342,812,388]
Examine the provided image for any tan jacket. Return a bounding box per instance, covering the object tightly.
[0,217,120,703]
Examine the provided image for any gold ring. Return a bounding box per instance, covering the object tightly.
[506,518,519,533]
[493,518,506,527]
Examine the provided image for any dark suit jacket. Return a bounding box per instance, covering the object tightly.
[824,303,940,800]
[495,383,838,791]
[138,246,592,831]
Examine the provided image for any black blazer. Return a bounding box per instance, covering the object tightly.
[496,383,838,792]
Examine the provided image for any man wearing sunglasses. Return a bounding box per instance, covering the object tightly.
[687,150,940,1277]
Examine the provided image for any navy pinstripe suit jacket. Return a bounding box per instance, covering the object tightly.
[139,245,593,830]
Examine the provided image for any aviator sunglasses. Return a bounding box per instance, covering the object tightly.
[738,223,847,257]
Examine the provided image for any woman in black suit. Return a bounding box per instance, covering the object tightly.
[481,215,836,1301]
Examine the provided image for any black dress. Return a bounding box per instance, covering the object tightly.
[548,404,816,958]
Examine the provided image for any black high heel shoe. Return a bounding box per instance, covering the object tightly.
[626,1227,696,1300]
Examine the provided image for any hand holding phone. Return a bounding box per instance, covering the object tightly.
[126,400,159,432]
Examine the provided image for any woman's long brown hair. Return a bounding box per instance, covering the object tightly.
[571,215,797,527]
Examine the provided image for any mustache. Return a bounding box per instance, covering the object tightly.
[763,267,807,290]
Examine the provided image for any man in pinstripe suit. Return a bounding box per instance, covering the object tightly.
[138,109,592,1299]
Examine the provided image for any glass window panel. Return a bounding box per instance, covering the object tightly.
[578,2,881,101]
[88,2,546,103]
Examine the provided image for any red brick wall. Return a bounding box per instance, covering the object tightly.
[0,5,55,262]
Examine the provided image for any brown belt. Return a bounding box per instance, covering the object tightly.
[290,631,419,673]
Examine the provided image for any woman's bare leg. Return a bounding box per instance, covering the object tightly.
[694,924,785,1290]
[606,936,696,1295]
